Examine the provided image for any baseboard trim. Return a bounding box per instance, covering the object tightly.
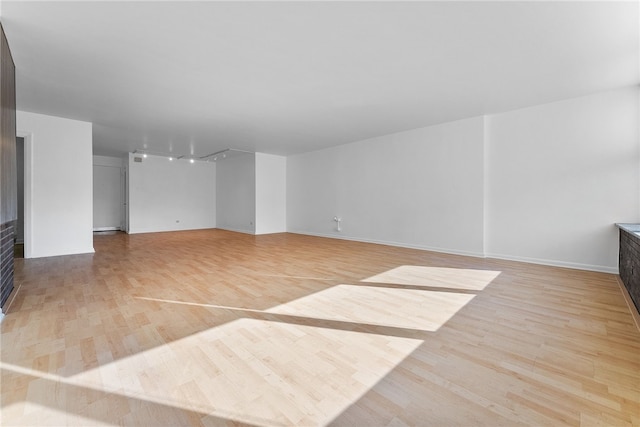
[485,253,618,274]
[287,230,617,274]
[616,276,640,332]
[127,227,216,235]
[27,247,95,259]
[287,230,485,259]
[216,226,255,235]
[2,280,22,316]
[93,227,120,232]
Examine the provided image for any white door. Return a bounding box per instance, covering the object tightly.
[93,165,123,230]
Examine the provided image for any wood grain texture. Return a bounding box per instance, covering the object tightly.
[619,229,640,315]
[0,22,16,224]
[0,21,16,311]
[1,229,639,426]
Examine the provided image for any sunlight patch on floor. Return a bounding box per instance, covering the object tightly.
[63,319,422,426]
[266,284,475,331]
[2,265,499,425]
[1,401,116,427]
[0,364,118,427]
[362,265,501,290]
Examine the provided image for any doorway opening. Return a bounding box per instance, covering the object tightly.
[14,136,24,259]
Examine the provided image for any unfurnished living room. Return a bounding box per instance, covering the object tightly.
[0,1,639,426]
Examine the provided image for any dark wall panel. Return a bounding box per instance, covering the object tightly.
[619,229,640,314]
[0,222,14,307]
[1,23,16,224]
[0,22,16,311]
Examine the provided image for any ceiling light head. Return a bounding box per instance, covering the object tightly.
[190,158,195,164]
[143,153,148,158]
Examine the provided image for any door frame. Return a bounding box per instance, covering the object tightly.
[16,131,32,259]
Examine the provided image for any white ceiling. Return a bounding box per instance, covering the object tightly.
[2,1,638,158]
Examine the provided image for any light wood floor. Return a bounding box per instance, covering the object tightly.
[1,229,639,426]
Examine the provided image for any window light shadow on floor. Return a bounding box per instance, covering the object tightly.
[362,265,501,291]
[3,318,423,426]
[264,265,500,332]
[0,362,231,426]
[2,263,502,426]
[266,284,475,331]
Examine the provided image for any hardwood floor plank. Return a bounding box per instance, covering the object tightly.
[1,229,639,426]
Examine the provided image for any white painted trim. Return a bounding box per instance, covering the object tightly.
[2,280,22,316]
[287,230,618,274]
[484,252,618,274]
[616,276,640,332]
[215,226,255,235]
[28,249,95,259]
[93,227,120,232]
[286,230,486,259]
[16,131,33,259]
[126,227,217,235]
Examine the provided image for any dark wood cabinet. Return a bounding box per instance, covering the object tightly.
[618,225,640,315]
[0,22,16,311]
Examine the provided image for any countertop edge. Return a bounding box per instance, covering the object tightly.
[616,223,640,234]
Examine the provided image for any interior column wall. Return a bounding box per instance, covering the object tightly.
[255,153,286,235]
[17,111,94,258]
[216,152,256,234]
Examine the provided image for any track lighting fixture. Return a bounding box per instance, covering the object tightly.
[132,148,252,163]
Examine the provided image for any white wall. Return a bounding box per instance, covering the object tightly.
[255,153,286,235]
[128,153,216,234]
[216,152,256,233]
[93,155,123,230]
[486,87,639,272]
[287,88,639,272]
[17,111,94,258]
[287,117,486,256]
